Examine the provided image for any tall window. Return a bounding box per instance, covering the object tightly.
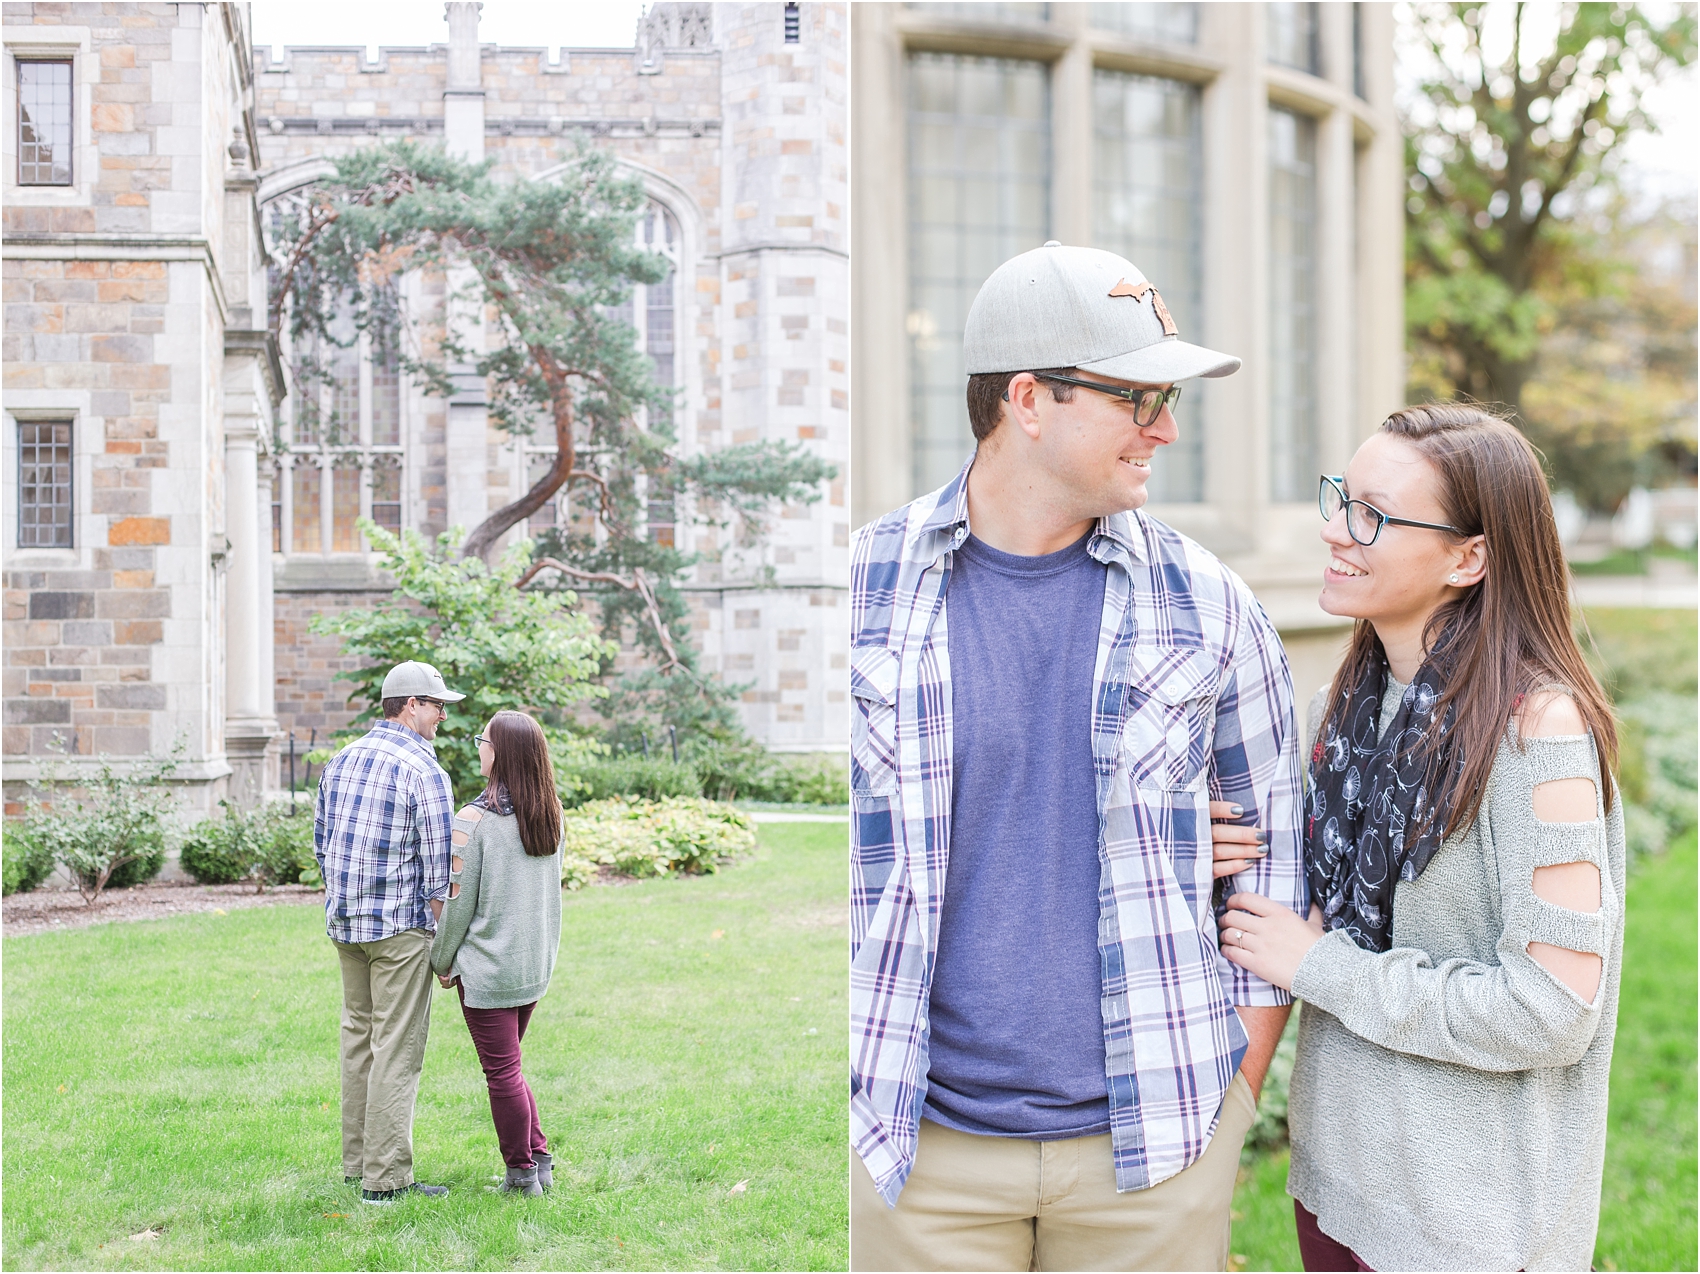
[1090,3,1197,43]
[530,202,679,544]
[907,2,1050,21]
[1267,2,1319,75]
[1268,107,1318,503]
[907,53,1050,493]
[16,59,72,186]
[1093,70,1204,501]
[16,419,73,547]
[276,317,405,556]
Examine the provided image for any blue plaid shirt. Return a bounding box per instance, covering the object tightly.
[314,720,455,944]
[851,459,1307,1204]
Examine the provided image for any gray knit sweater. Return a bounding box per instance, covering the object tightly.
[429,806,562,1010]
[1288,681,1624,1272]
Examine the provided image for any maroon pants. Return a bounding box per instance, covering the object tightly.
[1295,1200,1374,1271]
[456,987,548,1170]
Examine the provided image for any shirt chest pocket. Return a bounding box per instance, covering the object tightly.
[850,645,900,798]
[1121,646,1220,793]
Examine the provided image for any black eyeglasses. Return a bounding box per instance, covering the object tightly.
[1006,372,1183,426]
[1319,475,1461,546]
[473,734,489,747]
[1034,374,1182,427]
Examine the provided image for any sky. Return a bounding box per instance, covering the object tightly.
[250,0,651,56]
[253,1,1694,212]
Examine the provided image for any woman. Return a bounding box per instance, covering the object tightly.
[431,709,564,1198]
[1210,404,1624,1271]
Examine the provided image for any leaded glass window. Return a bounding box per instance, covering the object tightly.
[1089,3,1197,43]
[1267,2,1319,75]
[16,60,72,186]
[1269,107,1318,503]
[17,419,73,547]
[277,308,406,556]
[907,52,1050,493]
[1093,70,1204,501]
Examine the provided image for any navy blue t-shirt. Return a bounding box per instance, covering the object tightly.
[922,530,1112,1139]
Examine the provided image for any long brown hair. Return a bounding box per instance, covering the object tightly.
[482,710,562,857]
[1321,404,1618,835]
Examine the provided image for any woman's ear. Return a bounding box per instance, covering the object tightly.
[1449,535,1487,588]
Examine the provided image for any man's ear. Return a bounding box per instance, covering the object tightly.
[1003,373,1045,442]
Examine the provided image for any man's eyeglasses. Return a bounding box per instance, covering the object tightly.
[1319,475,1461,546]
[415,697,448,716]
[1034,374,1183,428]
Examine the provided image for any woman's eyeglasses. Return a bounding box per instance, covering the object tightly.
[1034,375,1183,428]
[1319,475,1461,546]
[473,734,490,747]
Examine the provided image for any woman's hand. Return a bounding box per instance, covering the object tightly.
[1219,895,1326,992]
[436,973,458,989]
[1209,800,1268,879]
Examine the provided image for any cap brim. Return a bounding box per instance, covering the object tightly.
[437,690,467,702]
[1078,338,1241,383]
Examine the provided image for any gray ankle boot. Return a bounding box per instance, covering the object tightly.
[502,1165,543,1197]
[533,1151,553,1191]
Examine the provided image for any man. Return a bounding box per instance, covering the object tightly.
[849,243,1307,1270]
[314,660,463,1205]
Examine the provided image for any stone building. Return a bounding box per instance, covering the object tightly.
[3,1,849,817]
[3,1,281,808]
[851,1,1404,696]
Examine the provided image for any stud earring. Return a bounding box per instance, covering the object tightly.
[1448,572,1460,584]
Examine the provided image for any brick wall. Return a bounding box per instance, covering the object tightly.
[271,590,386,743]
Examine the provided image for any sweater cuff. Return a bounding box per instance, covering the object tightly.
[1289,927,1366,1013]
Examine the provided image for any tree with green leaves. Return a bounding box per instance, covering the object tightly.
[309,520,610,801]
[1403,2,1695,419]
[269,140,835,736]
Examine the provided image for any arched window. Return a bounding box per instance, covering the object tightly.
[271,301,406,556]
[527,200,680,546]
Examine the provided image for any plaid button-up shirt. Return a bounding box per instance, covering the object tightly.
[850,460,1307,1204]
[314,720,455,944]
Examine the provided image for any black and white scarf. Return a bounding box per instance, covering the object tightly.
[1305,629,1467,953]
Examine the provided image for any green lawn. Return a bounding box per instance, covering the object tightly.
[1,822,848,1272]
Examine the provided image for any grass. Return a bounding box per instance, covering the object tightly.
[1,822,848,1271]
[1595,828,1698,1272]
[1569,544,1698,577]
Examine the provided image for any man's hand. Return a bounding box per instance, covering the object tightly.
[1232,1004,1290,1101]
[436,973,458,989]
[429,897,444,923]
[1221,894,1326,991]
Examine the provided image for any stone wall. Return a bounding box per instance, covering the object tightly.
[2,3,271,813]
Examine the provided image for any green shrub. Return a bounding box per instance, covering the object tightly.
[179,801,318,892]
[558,797,756,888]
[2,826,57,896]
[685,740,848,805]
[16,754,178,905]
[562,755,701,806]
[762,755,848,806]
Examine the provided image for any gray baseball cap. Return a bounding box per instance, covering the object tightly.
[963,242,1241,383]
[380,660,465,703]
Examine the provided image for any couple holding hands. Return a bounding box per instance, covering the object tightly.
[849,244,1622,1271]
[312,665,565,1204]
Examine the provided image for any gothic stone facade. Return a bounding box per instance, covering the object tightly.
[257,1,849,755]
[3,2,848,820]
[3,2,280,812]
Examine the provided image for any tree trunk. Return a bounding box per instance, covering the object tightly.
[459,358,576,563]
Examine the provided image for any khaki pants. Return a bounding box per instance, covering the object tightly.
[334,929,434,1191]
[851,1073,1259,1272]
